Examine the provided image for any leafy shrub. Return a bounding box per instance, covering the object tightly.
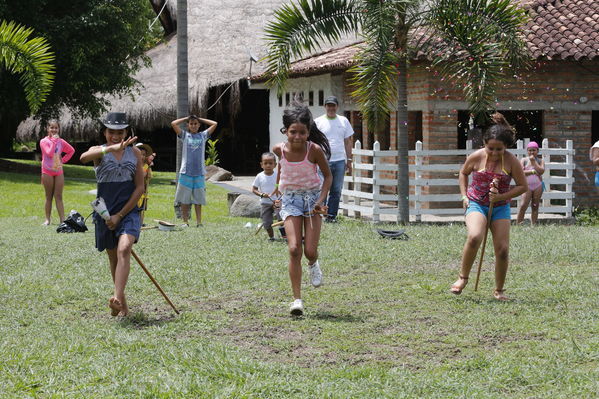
[205,139,220,166]
[574,206,599,226]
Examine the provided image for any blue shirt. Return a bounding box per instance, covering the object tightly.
[178,129,208,176]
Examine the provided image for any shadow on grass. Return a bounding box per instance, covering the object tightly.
[310,310,365,323]
[119,310,177,329]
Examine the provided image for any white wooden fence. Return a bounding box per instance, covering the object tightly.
[341,139,575,222]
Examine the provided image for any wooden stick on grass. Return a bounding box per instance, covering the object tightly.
[131,249,180,314]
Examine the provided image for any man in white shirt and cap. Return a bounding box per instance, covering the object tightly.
[314,96,354,222]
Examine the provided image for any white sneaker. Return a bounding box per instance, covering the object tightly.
[309,260,323,288]
[289,299,304,316]
[180,223,189,228]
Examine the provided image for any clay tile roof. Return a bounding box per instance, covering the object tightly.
[526,0,598,60]
[256,0,597,79]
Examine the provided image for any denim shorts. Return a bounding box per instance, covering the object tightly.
[595,171,599,187]
[280,190,320,220]
[466,201,511,221]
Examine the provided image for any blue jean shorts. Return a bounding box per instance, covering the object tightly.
[595,171,599,187]
[280,190,320,220]
[466,201,511,221]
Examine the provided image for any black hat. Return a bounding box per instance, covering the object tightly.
[100,112,129,129]
[324,96,339,105]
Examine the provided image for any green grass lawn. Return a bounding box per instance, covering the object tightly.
[0,159,597,398]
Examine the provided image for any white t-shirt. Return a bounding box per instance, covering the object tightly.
[590,140,599,161]
[314,114,354,162]
[252,171,278,205]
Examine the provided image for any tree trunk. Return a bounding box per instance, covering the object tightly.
[395,13,410,224]
[396,58,410,224]
[176,0,189,175]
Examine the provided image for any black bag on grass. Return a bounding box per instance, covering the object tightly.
[57,210,88,233]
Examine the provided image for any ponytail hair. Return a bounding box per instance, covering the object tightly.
[281,102,330,159]
[309,122,331,160]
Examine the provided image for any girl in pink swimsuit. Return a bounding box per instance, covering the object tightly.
[516,141,545,225]
[451,124,527,301]
[40,120,75,225]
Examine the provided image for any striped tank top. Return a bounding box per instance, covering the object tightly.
[467,153,512,206]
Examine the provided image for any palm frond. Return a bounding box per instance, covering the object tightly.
[349,0,401,133]
[0,20,55,114]
[425,0,529,119]
[263,0,361,94]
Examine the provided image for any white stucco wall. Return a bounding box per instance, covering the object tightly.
[254,73,349,151]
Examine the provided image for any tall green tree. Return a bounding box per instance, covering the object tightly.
[264,0,529,223]
[0,20,54,114]
[0,0,156,152]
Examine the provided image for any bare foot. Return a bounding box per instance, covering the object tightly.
[109,297,123,316]
[493,289,509,301]
[450,276,468,295]
[42,220,50,226]
[118,303,129,317]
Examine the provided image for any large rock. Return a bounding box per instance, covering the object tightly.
[229,194,261,217]
[206,165,233,181]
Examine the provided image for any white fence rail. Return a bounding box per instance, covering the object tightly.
[341,139,575,222]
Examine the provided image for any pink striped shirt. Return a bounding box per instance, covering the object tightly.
[279,142,321,192]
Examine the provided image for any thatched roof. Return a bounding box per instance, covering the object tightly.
[18,0,316,141]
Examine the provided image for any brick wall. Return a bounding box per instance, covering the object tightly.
[342,59,599,208]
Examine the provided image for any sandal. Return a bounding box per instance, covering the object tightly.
[493,289,509,301]
[450,276,468,295]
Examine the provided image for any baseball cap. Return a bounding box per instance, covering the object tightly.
[324,96,338,105]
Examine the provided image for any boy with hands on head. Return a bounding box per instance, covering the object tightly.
[170,114,218,227]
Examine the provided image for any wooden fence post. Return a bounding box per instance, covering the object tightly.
[566,139,574,218]
[516,139,524,213]
[542,138,550,209]
[372,141,380,223]
[414,140,423,222]
[354,140,362,219]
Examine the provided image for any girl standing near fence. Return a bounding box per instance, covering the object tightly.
[272,103,332,316]
[80,112,144,317]
[40,120,75,225]
[516,141,545,225]
[451,124,527,301]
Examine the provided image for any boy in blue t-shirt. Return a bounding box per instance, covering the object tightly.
[170,115,218,226]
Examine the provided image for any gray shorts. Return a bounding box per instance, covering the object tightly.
[260,203,280,228]
[175,174,206,205]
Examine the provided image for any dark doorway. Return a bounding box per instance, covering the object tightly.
[217,88,270,175]
[458,110,543,149]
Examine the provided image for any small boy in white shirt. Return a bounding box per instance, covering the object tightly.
[252,152,283,240]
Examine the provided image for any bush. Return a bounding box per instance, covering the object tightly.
[573,206,599,226]
[205,139,220,166]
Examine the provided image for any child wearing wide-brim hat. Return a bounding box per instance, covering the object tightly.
[80,112,144,317]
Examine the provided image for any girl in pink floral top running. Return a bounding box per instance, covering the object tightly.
[40,119,75,225]
[451,124,527,301]
[272,103,332,316]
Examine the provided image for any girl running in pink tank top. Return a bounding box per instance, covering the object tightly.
[451,123,527,301]
[272,103,332,316]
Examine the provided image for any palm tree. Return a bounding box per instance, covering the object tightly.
[176,0,189,175]
[264,0,529,223]
[0,20,54,114]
